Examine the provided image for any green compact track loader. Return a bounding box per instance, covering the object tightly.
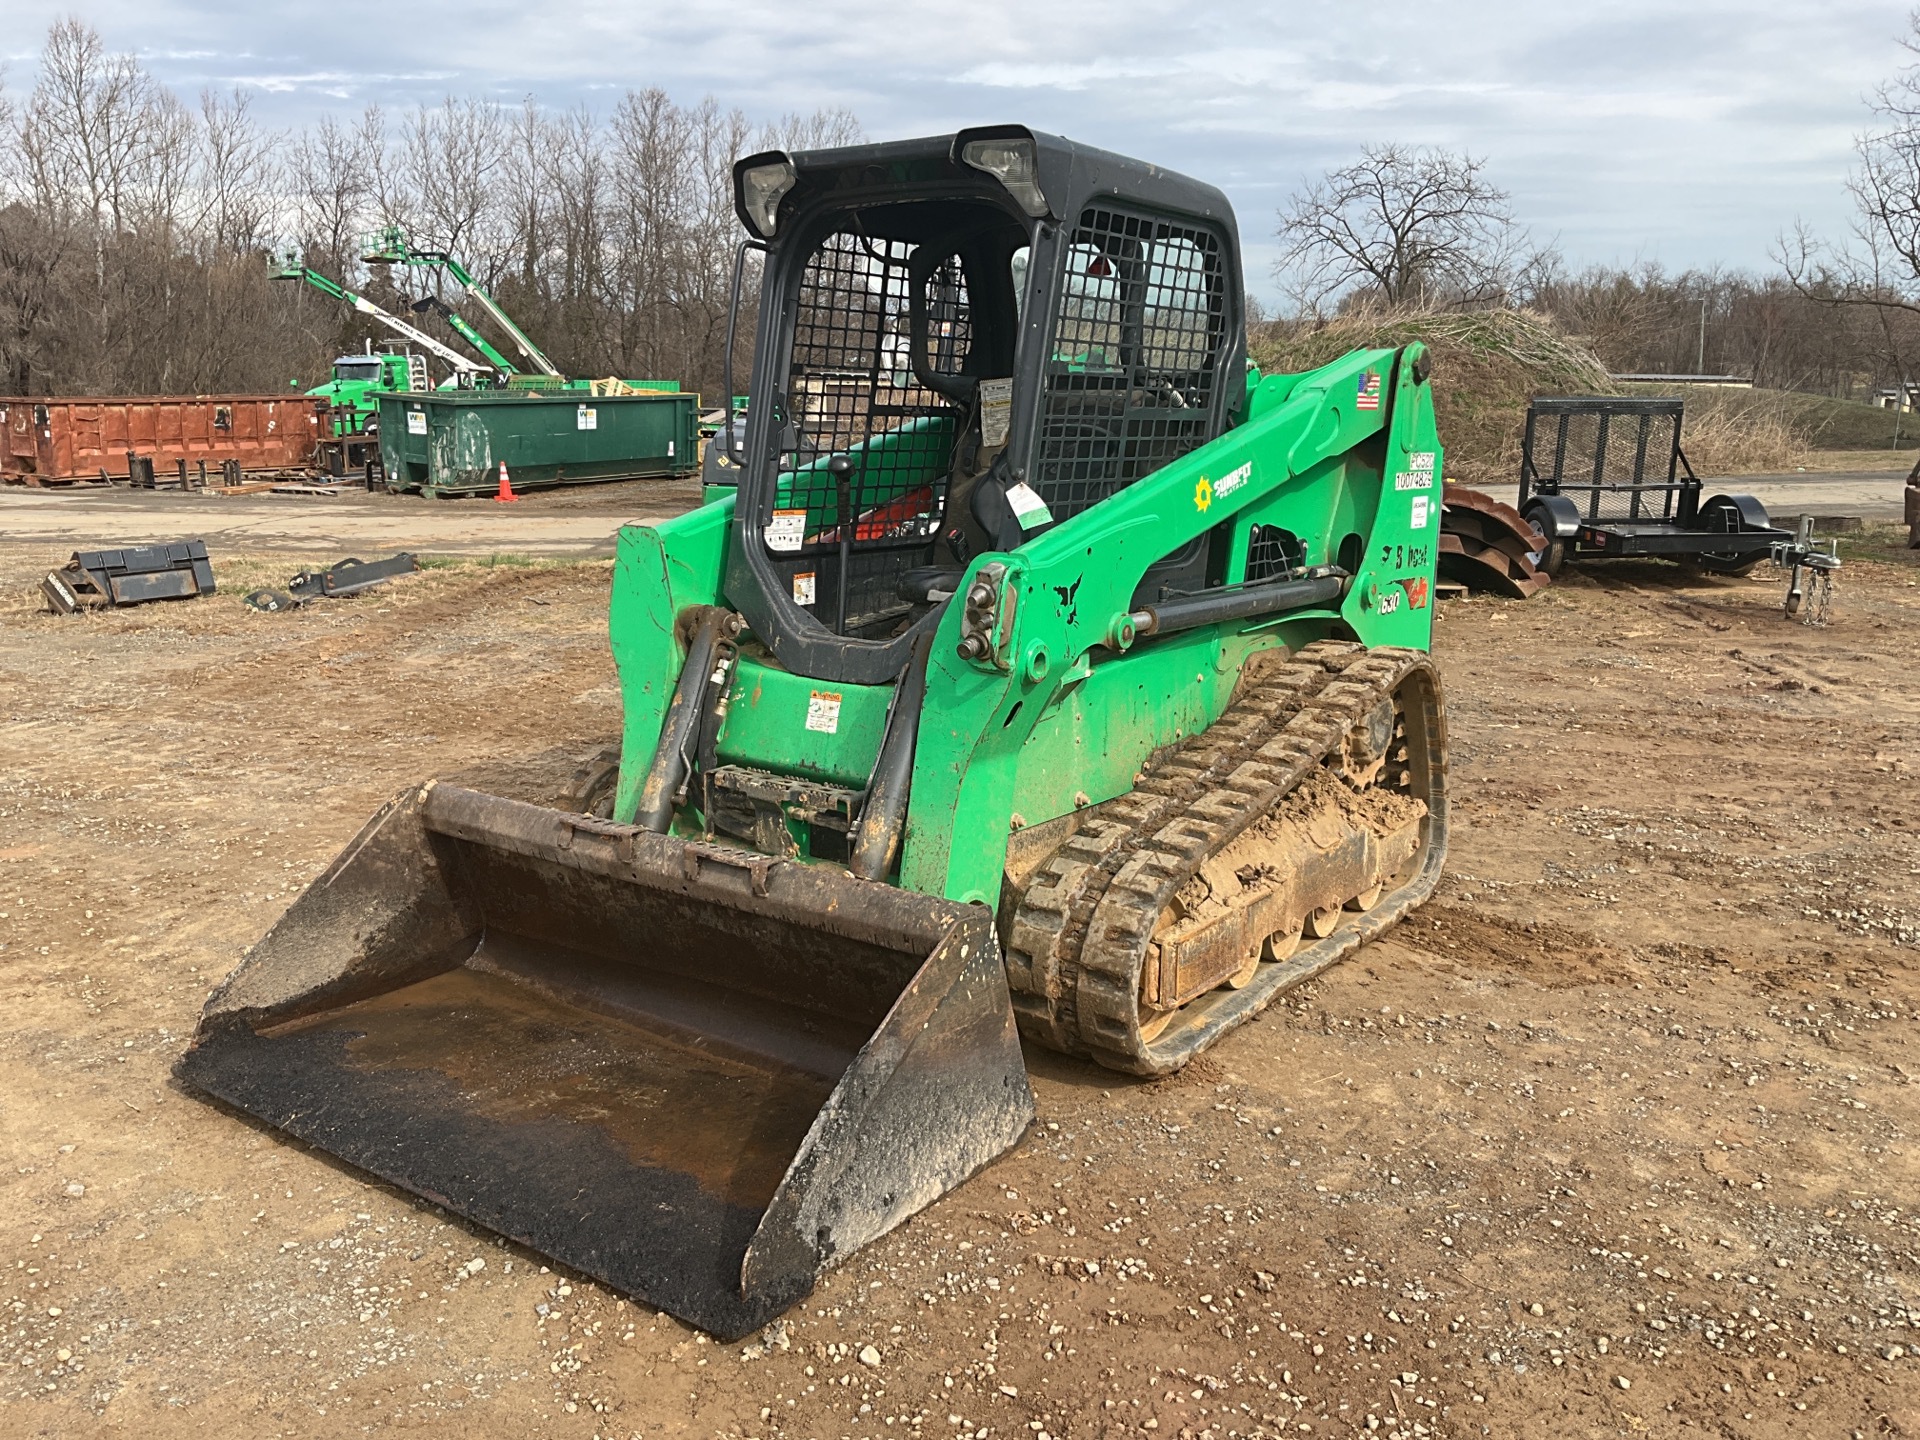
[180,126,1451,1339]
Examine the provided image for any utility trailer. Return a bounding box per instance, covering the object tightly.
[1518,396,1789,575]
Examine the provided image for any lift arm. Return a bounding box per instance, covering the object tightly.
[409,295,518,375]
[363,226,564,378]
[436,257,563,378]
[272,262,494,379]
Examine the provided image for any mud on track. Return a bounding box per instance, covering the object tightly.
[2,532,1919,1439]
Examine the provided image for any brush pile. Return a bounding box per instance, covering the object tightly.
[1251,308,1610,487]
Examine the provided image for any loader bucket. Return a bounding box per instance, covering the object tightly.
[177,783,1033,1339]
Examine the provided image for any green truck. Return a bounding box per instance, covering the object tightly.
[299,350,420,474]
[273,255,501,475]
[278,247,689,479]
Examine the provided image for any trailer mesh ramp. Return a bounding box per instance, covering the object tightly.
[1521,397,1689,523]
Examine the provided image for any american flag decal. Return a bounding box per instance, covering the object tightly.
[1356,371,1382,411]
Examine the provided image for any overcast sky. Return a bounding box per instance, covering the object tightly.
[3,1,1907,303]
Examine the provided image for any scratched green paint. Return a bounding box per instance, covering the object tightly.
[605,345,1442,903]
[715,657,890,787]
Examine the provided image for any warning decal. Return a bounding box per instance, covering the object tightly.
[806,690,842,734]
[980,377,1013,449]
[766,509,808,553]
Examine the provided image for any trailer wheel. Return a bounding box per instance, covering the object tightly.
[1692,496,1767,575]
[1521,505,1567,577]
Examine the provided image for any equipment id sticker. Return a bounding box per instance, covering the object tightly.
[576,405,598,430]
[806,690,842,734]
[1396,451,1436,490]
[979,377,1013,449]
[766,509,808,552]
[793,571,817,605]
[1005,480,1053,530]
[406,410,427,435]
[1411,495,1432,530]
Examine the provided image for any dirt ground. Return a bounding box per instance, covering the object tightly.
[3,524,1920,1440]
[0,474,711,559]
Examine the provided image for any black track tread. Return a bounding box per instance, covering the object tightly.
[1004,642,1444,1072]
[1003,640,1361,1051]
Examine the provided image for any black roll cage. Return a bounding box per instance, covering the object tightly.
[723,126,1246,686]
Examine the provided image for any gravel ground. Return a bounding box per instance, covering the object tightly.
[1,529,1918,1439]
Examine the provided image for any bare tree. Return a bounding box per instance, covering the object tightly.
[761,107,863,154]
[395,97,508,272]
[0,70,82,393]
[0,17,861,400]
[290,113,373,275]
[1275,145,1524,313]
[1775,12,1920,396]
[27,19,159,295]
[607,88,697,379]
[196,87,278,254]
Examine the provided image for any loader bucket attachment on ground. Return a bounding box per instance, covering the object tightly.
[178,784,1033,1340]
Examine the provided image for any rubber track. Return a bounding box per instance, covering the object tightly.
[1003,642,1446,1075]
[1003,640,1363,1050]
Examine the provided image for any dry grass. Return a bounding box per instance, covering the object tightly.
[1251,308,1611,486]
[1664,387,1811,476]
[1250,307,1818,483]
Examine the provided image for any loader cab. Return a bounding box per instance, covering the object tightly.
[727,125,1245,685]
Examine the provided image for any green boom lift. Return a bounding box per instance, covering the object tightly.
[405,292,518,376]
[271,253,501,468]
[183,127,1451,1339]
[271,255,497,384]
[362,223,564,379]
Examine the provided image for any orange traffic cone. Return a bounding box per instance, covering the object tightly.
[494,460,517,504]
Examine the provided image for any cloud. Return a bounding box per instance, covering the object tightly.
[0,0,1908,297]
[227,69,456,95]
[957,58,1188,90]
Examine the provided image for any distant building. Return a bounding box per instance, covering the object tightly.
[1871,384,1920,412]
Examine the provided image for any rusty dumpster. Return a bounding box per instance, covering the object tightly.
[0,395,327,485]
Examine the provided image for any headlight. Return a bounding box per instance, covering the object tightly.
[961,138,1048,218]
[740,159,798,238]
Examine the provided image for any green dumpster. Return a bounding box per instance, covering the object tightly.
[377,389,700,497]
